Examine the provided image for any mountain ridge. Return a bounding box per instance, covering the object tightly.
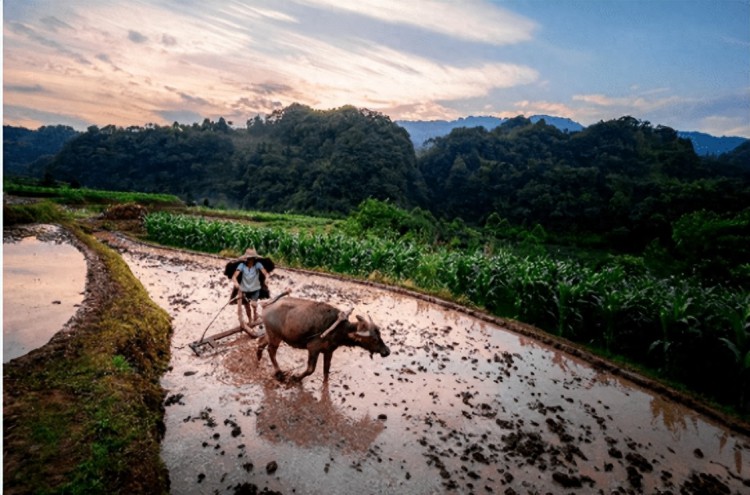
[396,115,747,156]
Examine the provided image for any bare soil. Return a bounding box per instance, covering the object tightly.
[95,231,750,495]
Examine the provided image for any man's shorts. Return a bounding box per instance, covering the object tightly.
[241,290,261,303]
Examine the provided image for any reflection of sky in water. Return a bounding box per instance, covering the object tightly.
[111,234,749,495]
[3,230,86,362]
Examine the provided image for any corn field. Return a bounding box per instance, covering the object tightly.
[145,212,750,413]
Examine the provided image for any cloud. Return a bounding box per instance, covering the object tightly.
[7,21,90,65]
[250,82,294,95]
[40,16,73,32]
[385,101,464,121]
[5,84,46,93]
[128,30,149,43]
[297,0,536,45]
[177,92,211,107]
[4,104,92,130]
[721,35,750,49]
[570,92,684,122]
[6,0,742,138]
[498,100,578,119]
[507,88,750,137]
[161,33,177,46]
[699,116,750,138]
[2,1,541,130]
[95,53,121,71]
[250,34,538,109]
[226,3,299,23]
[156,109,203,125]
[232,96,284,114]
[572,93,682,110]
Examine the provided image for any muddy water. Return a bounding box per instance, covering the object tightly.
[3,225,86,362]
[99,233,750,495]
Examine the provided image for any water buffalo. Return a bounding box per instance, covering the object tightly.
[256,297,390,382]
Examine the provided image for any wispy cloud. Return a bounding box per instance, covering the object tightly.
[128,30,148,43]
[7,21,90,65]
[298,0,536,45]
[161,33,177,46]
[721,35,750,49]
[572,93,681,111]
[40,16,73,32]
[6,84,46,93]
[499,100,578,120]
[4,104,92,130]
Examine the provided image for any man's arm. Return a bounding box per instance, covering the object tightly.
[232,265,242,289]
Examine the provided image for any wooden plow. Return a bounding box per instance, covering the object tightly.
[189,289,291,356]
[189,320,263,356]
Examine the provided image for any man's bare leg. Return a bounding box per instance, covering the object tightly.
[238,296,251,330]
[245,302,255,325]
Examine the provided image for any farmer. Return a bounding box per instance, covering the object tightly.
[232,248,271,329]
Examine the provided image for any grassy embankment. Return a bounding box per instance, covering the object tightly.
[4,180,182,208]
[3,200,173,494]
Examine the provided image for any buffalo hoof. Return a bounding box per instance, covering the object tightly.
[274,370,287,382]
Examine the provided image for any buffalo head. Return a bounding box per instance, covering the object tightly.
[348,314,390,359]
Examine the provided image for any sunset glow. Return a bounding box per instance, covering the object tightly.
[3,0,749,137]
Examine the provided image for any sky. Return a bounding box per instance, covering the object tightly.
[3,0,750,137]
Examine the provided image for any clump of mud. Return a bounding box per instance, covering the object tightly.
[101,203,148,221]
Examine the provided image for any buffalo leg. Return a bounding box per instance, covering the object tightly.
[323,351,334,382]
[293,351,320,381]
[267,343,285,380]
[256,335,267,361]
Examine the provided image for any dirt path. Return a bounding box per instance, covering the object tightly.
[98,232,750,495]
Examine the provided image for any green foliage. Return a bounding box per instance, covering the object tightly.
[111,355,133,373]
[188,205,341,233]
[671,209,750,284]
[342,198,438,243]
[3,200,68,225]
[4,179,182,206]
[3,124,80,176]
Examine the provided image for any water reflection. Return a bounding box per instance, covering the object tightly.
[3,226,86,362]
[256,382,384,452]
[650,395,693,438]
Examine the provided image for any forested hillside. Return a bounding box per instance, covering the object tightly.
[45,104,425,213]
[3,125,79,176]
[420,116,750,251]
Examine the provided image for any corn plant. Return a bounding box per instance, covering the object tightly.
[719,295,750,409]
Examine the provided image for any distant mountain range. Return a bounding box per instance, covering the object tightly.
[396,115,747,156]
[676,131,748,156]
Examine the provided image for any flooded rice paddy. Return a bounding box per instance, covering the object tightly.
[6,224,748,494]
[3,225,86,363]
[95,232,749,495]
